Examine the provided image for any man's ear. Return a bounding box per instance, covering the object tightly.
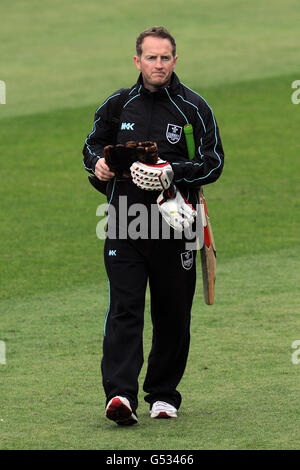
[133,55,141,71]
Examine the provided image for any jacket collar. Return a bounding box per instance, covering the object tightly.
[137,72,181,97]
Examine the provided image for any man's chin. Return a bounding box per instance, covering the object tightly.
[150,77,169,89]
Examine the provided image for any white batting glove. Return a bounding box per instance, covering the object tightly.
[157,186,197,232]
[130,158,174,191]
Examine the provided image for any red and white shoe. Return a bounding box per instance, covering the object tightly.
[150,401,178,419]
[105,396,138,426]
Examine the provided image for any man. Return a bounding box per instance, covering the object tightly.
[83,26,224,425]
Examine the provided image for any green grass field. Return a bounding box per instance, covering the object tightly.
[1,0,300,450]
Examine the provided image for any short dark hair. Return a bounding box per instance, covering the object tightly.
[136,26,176,57]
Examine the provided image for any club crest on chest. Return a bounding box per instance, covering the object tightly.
[166,123,182,144]
[180,250,193,270]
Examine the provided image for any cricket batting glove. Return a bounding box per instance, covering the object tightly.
[157,185,197,232]
[130,158,174,191]
[104,141,158,178]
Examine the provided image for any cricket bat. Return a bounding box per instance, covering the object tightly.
[198,188,216,305]
[183,124,216,305]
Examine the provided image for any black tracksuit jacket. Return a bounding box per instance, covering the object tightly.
[82,72,224,207]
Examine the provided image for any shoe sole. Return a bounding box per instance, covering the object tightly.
[106,397,138,426]
[151,411,177,419]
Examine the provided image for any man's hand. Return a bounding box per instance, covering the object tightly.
[95,158,115,181]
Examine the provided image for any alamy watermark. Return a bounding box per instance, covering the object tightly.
[291,80,300,104]
[291,340,300,365]
[96,196,204,251]
[0,340,6,365]
[0,81,6,104]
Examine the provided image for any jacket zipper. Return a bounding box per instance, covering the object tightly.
[146,93,154,140]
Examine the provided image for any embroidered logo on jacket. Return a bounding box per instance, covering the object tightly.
[121,122,135,130]
[180,250,193,270]
[166,123,182,144]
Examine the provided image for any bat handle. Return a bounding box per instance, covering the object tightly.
[184,123,195,159]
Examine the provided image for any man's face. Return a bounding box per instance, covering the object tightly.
[134,36,178,92]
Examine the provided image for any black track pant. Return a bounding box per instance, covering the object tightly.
[101,236,196,413]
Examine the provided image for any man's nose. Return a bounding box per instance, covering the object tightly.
[154,59,163,68]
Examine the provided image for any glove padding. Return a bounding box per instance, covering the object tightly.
[130,158,174,191]
[104,141,158,178]
[157,185,197,232]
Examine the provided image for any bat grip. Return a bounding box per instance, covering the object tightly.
[184,124,195,159]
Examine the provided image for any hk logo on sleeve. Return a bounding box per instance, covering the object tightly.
[166,124,182,144]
